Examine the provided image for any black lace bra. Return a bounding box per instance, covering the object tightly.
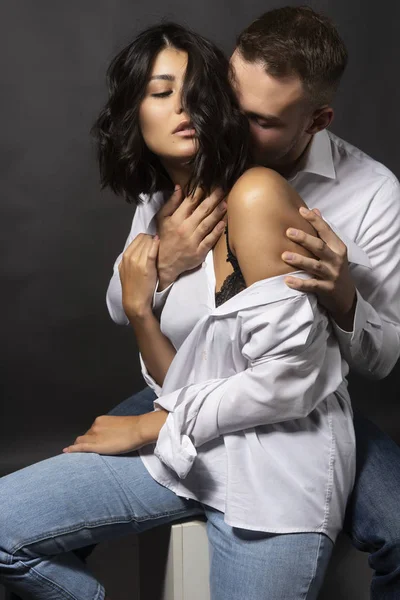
[215,224,247,307]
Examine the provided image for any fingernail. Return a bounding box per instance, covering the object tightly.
[220,201,227,210]
[283,252,294,261]
[285,278,295,286]
[174,184,180,191]
[287,228,297,237]
[299,207,309,215]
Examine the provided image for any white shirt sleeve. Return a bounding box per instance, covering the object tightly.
[106,193,172,325]
[332,176,400,379]
[154,295,343,478]
[106,207,145,326]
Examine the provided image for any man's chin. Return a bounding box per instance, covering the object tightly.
[253,152,283,169]
[252,151,294,176]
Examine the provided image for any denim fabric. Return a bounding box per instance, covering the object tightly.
[344,410,400,599]
[0,443,332,600]
[110,387,400,599]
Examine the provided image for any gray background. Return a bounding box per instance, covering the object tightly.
[0,0,398,598]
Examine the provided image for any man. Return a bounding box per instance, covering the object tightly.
[78,6,400,598]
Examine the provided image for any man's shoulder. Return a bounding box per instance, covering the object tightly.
[327,130,398,186]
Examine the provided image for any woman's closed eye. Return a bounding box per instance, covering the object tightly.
[151,90,173,98]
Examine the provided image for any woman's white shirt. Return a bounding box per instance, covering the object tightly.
[105,190,370,541]
[139,249,356,542]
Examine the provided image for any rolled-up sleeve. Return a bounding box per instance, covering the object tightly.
[332,177,400,379]
[154,295,343,478]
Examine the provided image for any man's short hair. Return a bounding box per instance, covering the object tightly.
[236,6,348,106]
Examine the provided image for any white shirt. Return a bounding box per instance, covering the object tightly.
[139,264,356,542]
[105,130,400,540]
[107,129,400,380]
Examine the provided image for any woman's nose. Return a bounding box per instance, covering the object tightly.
[174,94,184,114]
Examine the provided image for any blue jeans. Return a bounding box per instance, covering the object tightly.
[0,442,332,599]
[345,411,400,599]
[109,387,400,600]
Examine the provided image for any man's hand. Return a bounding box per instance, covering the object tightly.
[281,207,357,331]
[156,186,227,290]
[62,411,168,455]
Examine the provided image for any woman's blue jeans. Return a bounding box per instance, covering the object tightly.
[110,387,400,600]
[0,441,332,600]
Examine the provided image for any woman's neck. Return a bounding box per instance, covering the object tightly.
[161,160,192,194]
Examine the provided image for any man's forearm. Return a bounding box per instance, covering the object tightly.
[157,267,177,292]
[331,291,357,332]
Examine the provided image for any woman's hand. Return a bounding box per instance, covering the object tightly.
[62,411,169,455]
[282,207,356,330]
[119,233,160,319]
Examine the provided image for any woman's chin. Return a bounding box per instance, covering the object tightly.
[165,147,198,162]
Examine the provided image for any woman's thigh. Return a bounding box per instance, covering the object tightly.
[205,507,333,600]
[0,451,203,558]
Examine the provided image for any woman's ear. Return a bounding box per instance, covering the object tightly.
[305,106,334,135]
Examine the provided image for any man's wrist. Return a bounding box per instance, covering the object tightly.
[331,291,357,332]
[157,267,177,291]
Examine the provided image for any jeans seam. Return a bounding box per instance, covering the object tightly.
[94,582,105,600]
[98,453,194,522]
[346,528,372,552]
[18,560,81,600]
[10,514,139,555]
[303,534,323,599]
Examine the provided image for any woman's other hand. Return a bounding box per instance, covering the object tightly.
[119,233,160,320]
[62,411,168,455]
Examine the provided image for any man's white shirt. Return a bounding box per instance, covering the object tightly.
[107,129,400,380]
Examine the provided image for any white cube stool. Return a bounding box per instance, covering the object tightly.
[162,519,210,600]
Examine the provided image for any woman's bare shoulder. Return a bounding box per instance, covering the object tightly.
[228,166,301,215]
[227,167,315,285]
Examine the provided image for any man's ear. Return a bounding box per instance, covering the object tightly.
[305,106,334,135]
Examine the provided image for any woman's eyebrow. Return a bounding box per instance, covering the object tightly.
[149,74,175,81]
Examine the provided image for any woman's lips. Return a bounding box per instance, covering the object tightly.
[174,128,196,137]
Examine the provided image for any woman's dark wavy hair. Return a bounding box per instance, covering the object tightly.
[91,22,250,204]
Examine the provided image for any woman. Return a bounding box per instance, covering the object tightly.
[0,23,355,600]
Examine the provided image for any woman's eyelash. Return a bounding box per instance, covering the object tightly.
[151,91,172,98]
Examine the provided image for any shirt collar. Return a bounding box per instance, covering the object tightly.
[288,129,336,182]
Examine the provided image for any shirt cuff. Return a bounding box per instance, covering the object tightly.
[331,288,368,347]
[154,413,197,479]
[139,353,162,397]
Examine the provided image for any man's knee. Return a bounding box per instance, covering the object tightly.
[107,386,156,416]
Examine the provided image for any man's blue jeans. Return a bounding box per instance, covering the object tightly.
[108,386,400,600]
